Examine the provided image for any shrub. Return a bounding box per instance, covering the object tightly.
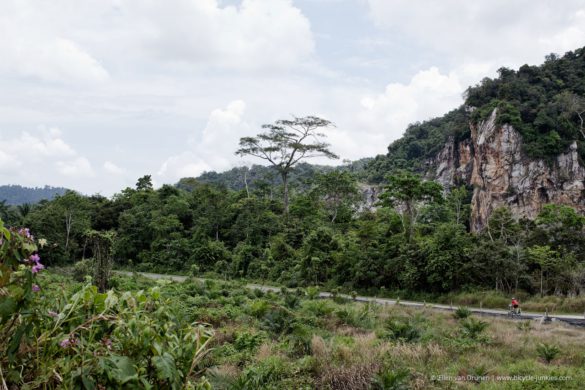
[384,318,421,343]
[283,292,301,309]
[371,369,410,390]
[249,300,271,318]
[0,222,42,360]
[287,323,314,356]
[72,259,94,282]
[536,343,560,364]
[234,332,265,352]
[453,307,472,320]
[262,307,296,336]
[232,356,289,389]
[190,264,201,277]
[301,300,336,317]
[3,282,214,388]
[306,286,320,300]
[516,320,533,332]
[460,318,489,340]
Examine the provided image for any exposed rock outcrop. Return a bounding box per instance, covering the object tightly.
[427,108,585,231]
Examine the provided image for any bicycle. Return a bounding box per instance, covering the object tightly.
[507,304,521,317]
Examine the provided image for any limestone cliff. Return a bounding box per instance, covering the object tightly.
[426,108,585,231]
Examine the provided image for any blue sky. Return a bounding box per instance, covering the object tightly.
[1,0,584,195]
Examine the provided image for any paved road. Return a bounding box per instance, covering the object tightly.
[115,271,585,327]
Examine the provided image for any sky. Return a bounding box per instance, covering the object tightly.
[1,0,584,195]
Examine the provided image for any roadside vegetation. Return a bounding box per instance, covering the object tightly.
[7,268,585,389]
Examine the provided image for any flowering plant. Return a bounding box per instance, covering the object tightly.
[1,219,44,367]
[1,219,213,388]
[0,219,43,321]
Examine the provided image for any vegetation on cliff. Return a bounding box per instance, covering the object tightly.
[367,47,585,181]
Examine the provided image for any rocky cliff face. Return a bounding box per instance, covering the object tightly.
[426,108,585,231]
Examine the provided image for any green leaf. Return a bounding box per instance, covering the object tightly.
[82,375,96,390]
[104,290,118,311]
[152,353,177,381]
[94,293,107,313]
[7,323,32,362]
[0,296,17,323]
[106,356,138,384]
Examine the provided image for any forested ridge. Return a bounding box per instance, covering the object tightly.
[3,170,582,297]
[0,184,68,205]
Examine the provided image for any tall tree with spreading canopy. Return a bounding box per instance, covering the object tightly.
[236,116,338,214]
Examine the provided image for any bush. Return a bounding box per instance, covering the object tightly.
[72,259,94,282]
[516,320,533,332]
[0,223,42,359]
[453,307,472,320]
[306,286,320,300]
[384,318,421,343]
[3,282,214,388]
[262,307,296,336]
[190,264,201,277]
[460,318,489,340]
[234,332,265,352]
[283,292,301,309]
[232,356,289,389]
[536,343,560,364]
[371,369,410,390]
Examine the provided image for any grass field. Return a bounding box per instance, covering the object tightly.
[31,270,585,389]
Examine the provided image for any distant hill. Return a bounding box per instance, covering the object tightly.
[0,185,69,205]
[181,159,373,192]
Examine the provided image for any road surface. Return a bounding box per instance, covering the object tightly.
[114,271,585,327]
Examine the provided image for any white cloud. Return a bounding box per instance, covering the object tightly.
[56,157,94,178]
[159,100,252,181]
[103,161,125,176]
[0,127,94,183]
[358,67,464,143]
[129,0,314,69]
[365,0,585,85]
[0,0,314,83]
[0,2,109,84]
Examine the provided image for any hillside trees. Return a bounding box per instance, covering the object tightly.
[312,171,360,223]
[24,191,91,264]
[379,171,443,242]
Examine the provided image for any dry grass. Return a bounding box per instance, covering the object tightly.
[317,362,381,390]
[256,341,282,362]
[311,330,386,389]
[311,335,328,359]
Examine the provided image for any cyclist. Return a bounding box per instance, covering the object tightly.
[510,297,520,314]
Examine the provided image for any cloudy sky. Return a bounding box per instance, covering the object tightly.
[1,0,584,195]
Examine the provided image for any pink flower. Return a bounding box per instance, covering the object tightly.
[48,310,58,318]
[32,264,44,273]
[59,337,76,348]
[32,284,40,292]
[30,254,41,263]
[102,338,113,348]
[19,228,31,238]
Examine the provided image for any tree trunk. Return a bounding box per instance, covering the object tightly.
[282,173,289,215]
[244,169,250,198]
[65,212,72,251]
